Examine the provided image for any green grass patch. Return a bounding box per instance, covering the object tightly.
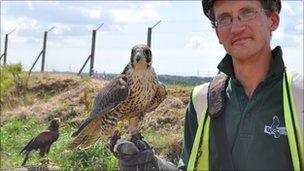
[142,130,178,149]
[166,83,195,91]
[0,118,118,170]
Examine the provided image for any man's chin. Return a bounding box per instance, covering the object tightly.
[229,48,255,59]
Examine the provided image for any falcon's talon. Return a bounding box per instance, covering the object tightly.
[109,131,121,153]
[131,132,143,141]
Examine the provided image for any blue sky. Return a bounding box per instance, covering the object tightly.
[1,1,303,77]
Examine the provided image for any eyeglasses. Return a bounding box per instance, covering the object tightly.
[214,8,265,28]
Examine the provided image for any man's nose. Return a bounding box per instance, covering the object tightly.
[230,17,246,34]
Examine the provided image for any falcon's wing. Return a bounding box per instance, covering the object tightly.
[121,63,131,74]
[71,74,129,137]
[90,74,129,118]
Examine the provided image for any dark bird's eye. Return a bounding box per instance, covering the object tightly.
[144,49,151,57]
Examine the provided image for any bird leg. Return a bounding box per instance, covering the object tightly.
[40,157,49,165]
[108,130,121,153]
[131,132,143,141]
[128,116,143,139]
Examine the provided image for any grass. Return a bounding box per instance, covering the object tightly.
[0,118,182,170]
[0,118,118,170]
[166,83,195,92]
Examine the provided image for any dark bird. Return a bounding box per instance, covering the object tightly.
[69,44,167,149]
[20,118,60,166]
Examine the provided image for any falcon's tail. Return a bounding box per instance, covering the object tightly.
[71,118,92,137]
[69,118,103,150]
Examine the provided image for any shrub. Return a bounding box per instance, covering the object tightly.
[0,63,27,98]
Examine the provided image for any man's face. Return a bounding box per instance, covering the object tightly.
[213,0,279,61]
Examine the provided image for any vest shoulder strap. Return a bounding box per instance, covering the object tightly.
[192,83,209,122]
[207,73,229,118]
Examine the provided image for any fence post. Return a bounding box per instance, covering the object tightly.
[146,20,161,48]
[89,30,96,76]
[3,34,8,65]
[147,28,152,48]
[41,31,47,72]
[78,23,103,77]
[0,29,15,66]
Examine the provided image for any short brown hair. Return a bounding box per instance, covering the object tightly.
[202,0,281,27]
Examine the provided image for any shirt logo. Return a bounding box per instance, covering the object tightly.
[264,115,287,138]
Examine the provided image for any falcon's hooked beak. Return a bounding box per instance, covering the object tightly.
[133,53,142,63]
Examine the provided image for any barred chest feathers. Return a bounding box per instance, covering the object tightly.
[125,68,158,111]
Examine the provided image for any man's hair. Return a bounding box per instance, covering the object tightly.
[202,0,281,27]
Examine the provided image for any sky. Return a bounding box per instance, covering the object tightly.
[1,1,303,77]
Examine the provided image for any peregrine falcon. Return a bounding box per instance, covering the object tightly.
[69,44,167,149]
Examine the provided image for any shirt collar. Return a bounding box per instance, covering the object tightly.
[217,46,285,79]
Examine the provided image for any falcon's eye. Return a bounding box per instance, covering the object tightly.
[131,49,135,55]
[144,49,150,57]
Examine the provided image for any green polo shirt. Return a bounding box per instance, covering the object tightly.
[210,46,293,170]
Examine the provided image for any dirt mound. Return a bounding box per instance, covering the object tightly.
[1,73,107,123]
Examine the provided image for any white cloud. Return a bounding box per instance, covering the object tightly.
[295,22,303,31]
[142,1,171,9]
[112,8,162,23]
[282,1,297,16]
[68,6,102,19]
[273,26,284,39]
[84,24,95,31]
[107,24,123,31]
[51,36,87,48]
[1,16,40,33]
[80,8,102,19]
[299,3,303,12]
[51,23,71,35]
[186,36,213,49]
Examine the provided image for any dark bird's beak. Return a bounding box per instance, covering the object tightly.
[133,53,142,63]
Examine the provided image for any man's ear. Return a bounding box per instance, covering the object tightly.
[270,12,280,31]
[215,29,223,44]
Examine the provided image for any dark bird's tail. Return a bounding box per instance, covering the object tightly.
[20,139,33,154]
[21,152,30,166]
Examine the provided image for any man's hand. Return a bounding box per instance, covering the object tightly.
[109,133,178,171]
[109,135,160,171]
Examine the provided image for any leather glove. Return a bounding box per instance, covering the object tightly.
[109,135,178,171]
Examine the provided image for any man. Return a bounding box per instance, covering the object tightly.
[112,0,303,170]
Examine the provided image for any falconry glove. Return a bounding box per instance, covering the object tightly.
[111,138,177,171]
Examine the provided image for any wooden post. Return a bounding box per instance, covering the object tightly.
[147,27,152,48]
[41,31,47,72]
[3,34,8,65]
[146,20,161,48]
[89,30,96,76]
